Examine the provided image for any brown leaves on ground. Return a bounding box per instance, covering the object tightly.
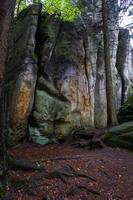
[5,143,133,200]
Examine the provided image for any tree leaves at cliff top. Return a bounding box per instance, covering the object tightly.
[42,0,80,22]
[16,0,81,22]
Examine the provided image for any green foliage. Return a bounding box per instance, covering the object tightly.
[16,0,28,14]
[42,0,80,22]
[16,0,80,22]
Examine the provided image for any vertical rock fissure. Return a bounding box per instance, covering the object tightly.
[45,22,62,72]
[27,4,42,140]
[83,37,92,119]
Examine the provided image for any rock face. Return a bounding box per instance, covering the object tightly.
[6,3,133,145]
[30,18,92,143]
[29,15,109,144]
[6,5,41,145]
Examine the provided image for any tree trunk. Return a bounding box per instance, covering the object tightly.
[0,0,16,188]
[102,0,118,126]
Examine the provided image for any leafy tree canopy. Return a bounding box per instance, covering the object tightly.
[16,0,81,22]
[42,0,80,22]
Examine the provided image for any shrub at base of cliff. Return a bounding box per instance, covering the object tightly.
[118,92,133,123]
[103,121,133,150]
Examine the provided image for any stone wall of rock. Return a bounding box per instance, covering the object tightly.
[6,3,133,145]
[6,5,41,145]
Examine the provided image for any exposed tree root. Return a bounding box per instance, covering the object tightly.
[10,165,96,194]
[1,153,99,172]
[6,154,95,171]
[7,155,45,171]
[45,165,96,183]
[69,128,106,149]
[76,184,100,195]
[4,129,106,172]
[66,184,100,197]
[34,155,88,163]
[45,170,68,183]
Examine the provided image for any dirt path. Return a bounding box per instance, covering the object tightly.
[8,143,133,200]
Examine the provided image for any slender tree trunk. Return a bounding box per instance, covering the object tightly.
[102,0,118,126]
[0,0,16,188]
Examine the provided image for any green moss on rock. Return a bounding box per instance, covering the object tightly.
[29,89,71,144]
[104,121,133,150]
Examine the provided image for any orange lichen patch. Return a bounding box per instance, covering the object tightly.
[14,84,31,121]
[79,91,92,125]
[80,92,90,112]
[68,76,92,122]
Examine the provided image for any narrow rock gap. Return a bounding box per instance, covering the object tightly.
[83,37,92,118]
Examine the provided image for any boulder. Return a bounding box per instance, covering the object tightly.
[104,121,133,150]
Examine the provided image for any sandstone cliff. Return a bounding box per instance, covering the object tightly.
[6,4,133,145]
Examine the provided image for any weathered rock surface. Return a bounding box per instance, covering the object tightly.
[6,3,133,145]
[6,5,41,145]
[29,14,108,144]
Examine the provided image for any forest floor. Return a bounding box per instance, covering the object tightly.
[5,143,133,200]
